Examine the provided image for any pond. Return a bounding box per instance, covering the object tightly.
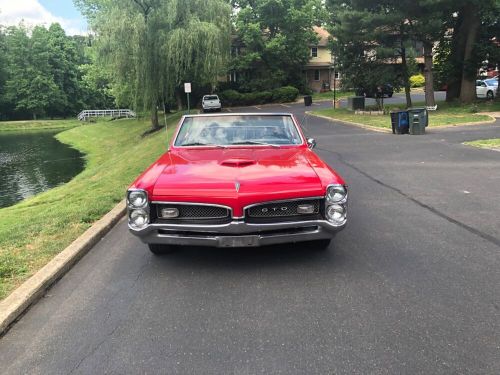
[0,131,85,208]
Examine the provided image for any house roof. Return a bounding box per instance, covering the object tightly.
[313,26,331,47]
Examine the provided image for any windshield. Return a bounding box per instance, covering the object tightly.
[174,115,303,147]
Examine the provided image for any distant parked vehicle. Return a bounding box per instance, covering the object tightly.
[484,78,499,87]
[202,95,222,112]
[355,84,394,98]
[476,80,497,100]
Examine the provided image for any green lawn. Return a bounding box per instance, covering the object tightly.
[464,138,500,150]
[0,119,82,132]
[311,100,499,129]
[0,114,181,299]
[311,90,354,101]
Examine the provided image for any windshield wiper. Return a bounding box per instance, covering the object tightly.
[181,142,226,148]
[230,141,281,148]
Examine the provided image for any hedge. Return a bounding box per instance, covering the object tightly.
[219,86,299,107]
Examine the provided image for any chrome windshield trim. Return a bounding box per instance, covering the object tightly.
[173,113,305,148]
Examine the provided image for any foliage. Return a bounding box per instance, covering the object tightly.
[230,0,325,92]
[0,23,113,120]
[271,86,300,102]
[410,74,425,88]
[219,86,298,106]
[76,0,231,128]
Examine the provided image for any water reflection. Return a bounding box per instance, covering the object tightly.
[0,131,84,208]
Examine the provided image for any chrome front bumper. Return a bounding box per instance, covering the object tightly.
[129,219,345,248]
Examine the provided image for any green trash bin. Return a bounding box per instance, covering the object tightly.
[408,107,428,135]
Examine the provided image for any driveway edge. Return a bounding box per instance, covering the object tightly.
[308,113,497,133]
[307,112,392,133]
[0,200,126,336]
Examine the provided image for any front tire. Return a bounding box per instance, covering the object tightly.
[148,243,177,255]
[487,90,494,100]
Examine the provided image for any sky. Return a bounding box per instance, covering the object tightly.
[0,0,88,35]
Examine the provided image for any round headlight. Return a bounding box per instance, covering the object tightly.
[128,190,148,208]
[326,185,347,203]
[326,204,346,225]
[129,209,149,228]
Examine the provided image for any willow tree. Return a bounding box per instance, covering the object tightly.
[76,0,230,129]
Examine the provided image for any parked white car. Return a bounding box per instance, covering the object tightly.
[476,80,497,100]
[202,95,222,112]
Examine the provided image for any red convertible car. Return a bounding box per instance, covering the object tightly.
[127,113,348,254]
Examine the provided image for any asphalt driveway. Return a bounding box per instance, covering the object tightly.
[1,103,499,374]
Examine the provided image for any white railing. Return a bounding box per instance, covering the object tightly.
[77,109,136,121]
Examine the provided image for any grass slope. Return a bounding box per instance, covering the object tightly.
[311,101,499,129]
[0,114,181,299]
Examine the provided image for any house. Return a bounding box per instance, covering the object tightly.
[304,27,340,93]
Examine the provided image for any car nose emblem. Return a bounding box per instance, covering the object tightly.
[235,181,240,192]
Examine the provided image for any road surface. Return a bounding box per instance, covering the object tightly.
[1,100,499,374]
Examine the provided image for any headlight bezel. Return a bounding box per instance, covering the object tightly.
[324,184,348,227]
[326,184,348,204]
[129,208,149,229]
[127,189,149,209]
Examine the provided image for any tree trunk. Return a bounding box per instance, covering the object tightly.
[459,3,481,103]
[446,11,466,102]
[401,45,412,108]
[151,104,159,129]
[423,41,436,107]
[175,89,183,110]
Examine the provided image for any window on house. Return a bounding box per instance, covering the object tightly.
[311,47,318,58]
[334,71,340,79]
[230,71,237,82]
[314,70,320,81]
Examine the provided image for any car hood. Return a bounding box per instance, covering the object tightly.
[151,147,325,214]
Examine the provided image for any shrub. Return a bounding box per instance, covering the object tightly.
[219,87,297,107]
[410,74,425,88]
[272,86,300,103]
[219,89,243,106]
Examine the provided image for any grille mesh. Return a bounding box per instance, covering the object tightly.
[247,199,320,218]
[157,204,229,219]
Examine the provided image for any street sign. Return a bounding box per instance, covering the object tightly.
[184,83,192,93]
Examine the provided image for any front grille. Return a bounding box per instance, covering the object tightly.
[247,199,321,218]
[155,203,230,221]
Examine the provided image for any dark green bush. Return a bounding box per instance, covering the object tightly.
[271,86,300,103]
[219,87,298,107]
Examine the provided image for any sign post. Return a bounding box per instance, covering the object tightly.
[184,83,192,114]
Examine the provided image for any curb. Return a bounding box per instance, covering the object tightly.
[307,112,392,133]
[428,115,497,130]
[308,113,498,133]
[0,200,127,336]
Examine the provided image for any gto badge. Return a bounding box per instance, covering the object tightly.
[235,181,241,192]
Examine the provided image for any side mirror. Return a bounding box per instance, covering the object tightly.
[307,138,316,149]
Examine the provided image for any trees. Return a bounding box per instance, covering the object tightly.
[76,0,231,129]
[230,0,324,92]
[327,0,500,106]
[327,0,421,108]
[0,23,108,120]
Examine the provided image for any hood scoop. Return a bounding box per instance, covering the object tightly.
[220,158,256,167]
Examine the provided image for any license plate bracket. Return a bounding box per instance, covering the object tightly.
[219,235,260,247]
